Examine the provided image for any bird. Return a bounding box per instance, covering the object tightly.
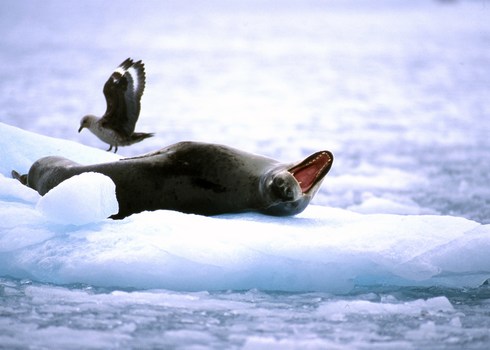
[78,58,154,153]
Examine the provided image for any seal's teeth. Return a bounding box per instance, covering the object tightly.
[301,153,331,179]
[305,152,329,167]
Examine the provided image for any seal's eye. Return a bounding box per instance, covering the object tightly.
[274,177,285,187]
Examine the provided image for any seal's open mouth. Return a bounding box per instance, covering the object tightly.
[289,151,333,194]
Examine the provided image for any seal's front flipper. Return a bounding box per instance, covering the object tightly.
[11,170,28,185]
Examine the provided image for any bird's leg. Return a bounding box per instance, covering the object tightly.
[107,145,113,152]
[114,145,118,153]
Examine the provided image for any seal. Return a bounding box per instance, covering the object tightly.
[78,58,154,153]
[13,142,333,219]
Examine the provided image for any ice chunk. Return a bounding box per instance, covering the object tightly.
[36,172,118,225]
[0,122,489,292]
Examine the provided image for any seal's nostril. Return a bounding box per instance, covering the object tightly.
[285,188,294,200]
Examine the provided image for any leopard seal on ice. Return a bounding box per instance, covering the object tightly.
[12,142,333,219]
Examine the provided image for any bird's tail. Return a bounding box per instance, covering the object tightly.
[130,132,154,144]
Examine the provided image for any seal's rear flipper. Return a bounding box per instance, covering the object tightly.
[11,170,28,185]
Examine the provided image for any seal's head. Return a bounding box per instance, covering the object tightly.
[260,150,333,216]
[26,156,81,195]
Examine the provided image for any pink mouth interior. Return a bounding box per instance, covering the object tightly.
[289,152,333,193]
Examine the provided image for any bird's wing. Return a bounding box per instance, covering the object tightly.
[100,58,144,137]
[124,60,146,129]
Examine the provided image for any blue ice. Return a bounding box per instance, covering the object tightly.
[1,122,489,293]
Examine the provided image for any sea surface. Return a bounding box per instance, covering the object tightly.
[1,0,490,349]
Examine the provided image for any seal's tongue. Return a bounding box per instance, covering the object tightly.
[289,151,333,193]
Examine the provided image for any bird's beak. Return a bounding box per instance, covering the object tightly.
[78,125,84,133]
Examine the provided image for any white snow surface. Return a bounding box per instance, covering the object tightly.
[1,122,489,292]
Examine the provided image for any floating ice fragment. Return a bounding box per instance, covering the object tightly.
[316,296,454,320]
[347,193,437,215]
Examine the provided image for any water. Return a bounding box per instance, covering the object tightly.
[1,0,490,348]
[2,279,490,350]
